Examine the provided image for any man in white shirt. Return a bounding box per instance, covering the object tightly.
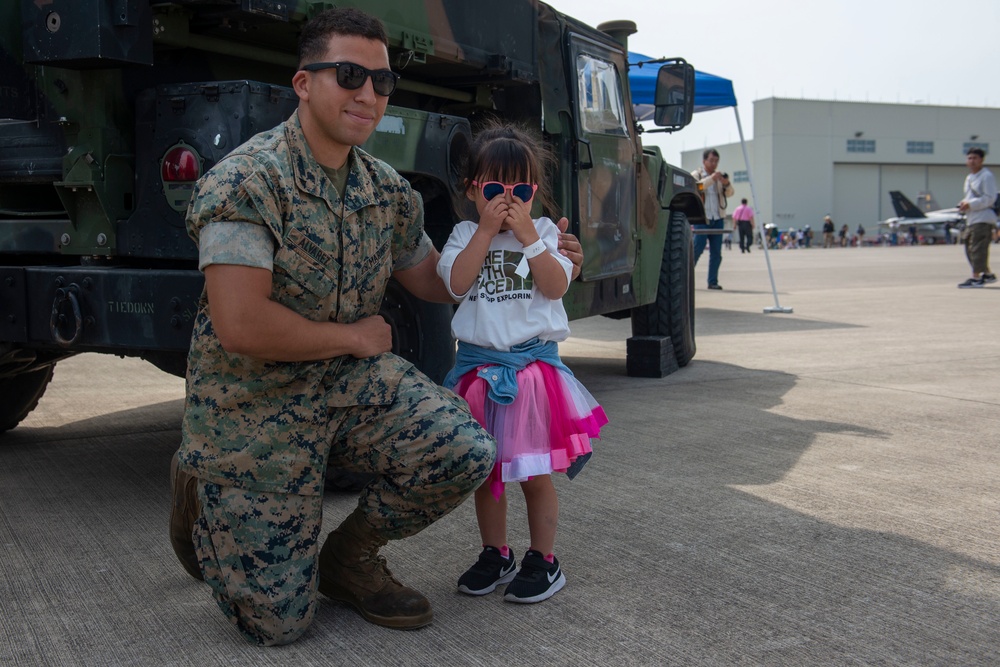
[957,147,998,288]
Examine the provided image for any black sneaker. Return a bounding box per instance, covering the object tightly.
[958,277,985,288]
[983,273,997,284]
[707,283,723,290]
[503,550,565,604]
[457,546,517,596]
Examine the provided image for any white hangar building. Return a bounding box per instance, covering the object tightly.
[681,98,1000,232]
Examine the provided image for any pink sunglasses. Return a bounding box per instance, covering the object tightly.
[472,180,538,202]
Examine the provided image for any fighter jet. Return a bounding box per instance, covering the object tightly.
[878,191,965,244]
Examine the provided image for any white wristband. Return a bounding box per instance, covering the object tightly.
[522,239,547,259]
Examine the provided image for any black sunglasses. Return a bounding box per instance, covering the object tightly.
[301,61,399,96]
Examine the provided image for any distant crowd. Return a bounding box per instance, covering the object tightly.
[732,220,1000,250]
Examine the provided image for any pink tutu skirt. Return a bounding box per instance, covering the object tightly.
[453,361,608,500]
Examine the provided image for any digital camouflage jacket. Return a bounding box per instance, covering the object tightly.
[179,110,433,495]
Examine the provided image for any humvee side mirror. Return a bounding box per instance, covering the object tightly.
[653,59,695,131]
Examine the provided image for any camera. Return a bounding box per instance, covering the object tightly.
[721,172,729,179]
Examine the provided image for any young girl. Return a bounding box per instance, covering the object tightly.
[438,123,608,604]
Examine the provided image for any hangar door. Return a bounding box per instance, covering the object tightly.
[833,165,879,226]
[927,166,967,210]
[833,164,967,227]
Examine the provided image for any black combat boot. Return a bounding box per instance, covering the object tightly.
[169,451,204,581]
[318,509,432,629]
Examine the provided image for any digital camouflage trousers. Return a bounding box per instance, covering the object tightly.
[191,368,495,645]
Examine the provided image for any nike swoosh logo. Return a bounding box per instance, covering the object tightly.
[500,561,516,577]
[547,567,561,584]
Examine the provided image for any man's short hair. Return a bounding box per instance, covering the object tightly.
[703,148,720,160]
[741,198,748,204]
[966,146,986,159]
[299,8,388,67]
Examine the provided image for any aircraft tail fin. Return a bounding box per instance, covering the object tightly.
[916,191,940,213]
[889,191,926,219]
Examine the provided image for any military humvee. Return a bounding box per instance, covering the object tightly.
[0,0,705,431]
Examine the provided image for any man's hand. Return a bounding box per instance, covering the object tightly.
[556,216,583,280]
[347,315,393,358]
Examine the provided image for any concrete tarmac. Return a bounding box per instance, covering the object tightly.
[1,243,998,666]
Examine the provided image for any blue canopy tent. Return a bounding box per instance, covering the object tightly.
[627,52,737,119]
[628,52,791,313]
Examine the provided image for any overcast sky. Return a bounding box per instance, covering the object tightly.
[545,0,1000,166]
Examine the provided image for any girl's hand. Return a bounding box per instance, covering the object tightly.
[506,198,539,246]
[477,196,507,237]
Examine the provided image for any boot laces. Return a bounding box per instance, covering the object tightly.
[370,554,403,586]
[347,549,402,588]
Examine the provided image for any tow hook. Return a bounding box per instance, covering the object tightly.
[50,284,83,347]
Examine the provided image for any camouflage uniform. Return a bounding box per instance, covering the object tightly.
[178,110,494,645]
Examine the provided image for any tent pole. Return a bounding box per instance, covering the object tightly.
[733,106,793,314]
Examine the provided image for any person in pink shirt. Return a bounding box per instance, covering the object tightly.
[731,198,755,253]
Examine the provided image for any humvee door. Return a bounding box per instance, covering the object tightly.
[570,35,636,281]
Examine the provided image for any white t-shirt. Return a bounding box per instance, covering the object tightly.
[964,167,998,226]
[437,216,573,351]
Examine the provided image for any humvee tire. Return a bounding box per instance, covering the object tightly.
[630,210,696,367]
[379,278,455,385]
[0,365,55,433]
